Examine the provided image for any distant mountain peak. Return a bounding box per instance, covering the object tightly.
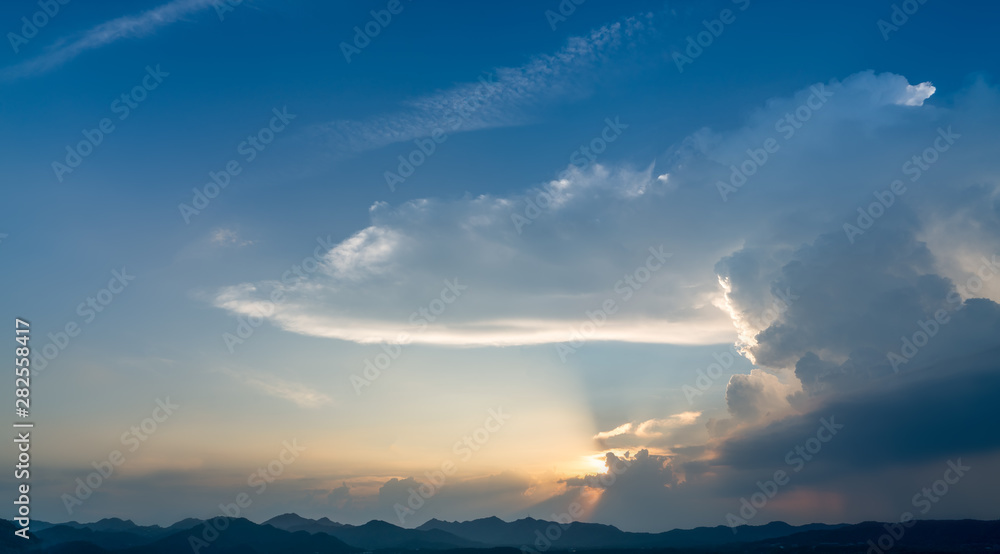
[263,512,316,529]
[95,517,133,524]
[165,517,204,530]
[79,517,143,532]
[267,512,311,521]
[361,519,399,529]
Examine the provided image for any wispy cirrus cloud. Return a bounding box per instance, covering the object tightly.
[2,0,223,80]
[318,15,655,154]
[218,367,333,409]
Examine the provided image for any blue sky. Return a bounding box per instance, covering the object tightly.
[3,0,1000,533]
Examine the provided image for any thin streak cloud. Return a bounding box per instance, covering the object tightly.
[2,0,221,80]
[218,367,333,409]
[317,15,654,154]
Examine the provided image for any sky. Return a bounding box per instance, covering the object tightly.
[2,0,1000,533]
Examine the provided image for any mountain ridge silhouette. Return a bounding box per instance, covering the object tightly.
[6,515,998,552]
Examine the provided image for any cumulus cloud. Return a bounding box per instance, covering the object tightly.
[715,345,1000,475]
[565,342,1000,530]
[561,450,673,489]
[716,178,1000,405]
[724,369,797,421]
[557,73,1000,530]
[585,73,996,527]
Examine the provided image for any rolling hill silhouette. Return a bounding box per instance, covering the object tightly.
[3,515,998,552]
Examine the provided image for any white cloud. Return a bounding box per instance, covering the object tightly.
[213,163,735,347]
[635,411,701,437]
[899,81,936,106]
[317,16,655,153]
[218,367,333,409]
[210,228,253,247]
[326,227,401,281]
[3,0,221,79]
[593,422,633,440]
